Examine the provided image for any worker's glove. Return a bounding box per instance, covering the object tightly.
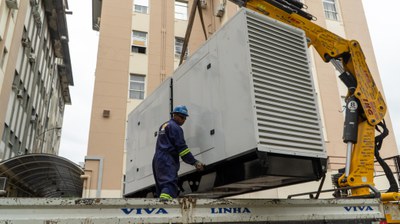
[194,161,205,171]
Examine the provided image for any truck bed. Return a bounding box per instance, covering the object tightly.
[0,198,385,223]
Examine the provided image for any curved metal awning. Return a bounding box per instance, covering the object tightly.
[0,154,83,197]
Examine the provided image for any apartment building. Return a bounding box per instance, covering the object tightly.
[0,0,80,197]
[86,0,398,198]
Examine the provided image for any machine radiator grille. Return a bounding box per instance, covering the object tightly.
[246,13,325,155]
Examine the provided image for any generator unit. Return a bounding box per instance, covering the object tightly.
[125,8,327,198]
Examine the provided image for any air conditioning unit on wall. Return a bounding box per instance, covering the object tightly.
[200,0,207,8]
[21,38,31,48]
[29,54,36,64]
[6,0,18,9]
[16,90,24,99]
[32,6,41,26]
[30,115,37,123]
[215,4,225,17]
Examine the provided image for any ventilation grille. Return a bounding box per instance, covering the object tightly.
[246,13,325,154]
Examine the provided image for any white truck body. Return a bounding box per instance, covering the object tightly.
[0,198,385,223]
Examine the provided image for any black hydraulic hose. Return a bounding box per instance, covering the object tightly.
[374,120,398,192]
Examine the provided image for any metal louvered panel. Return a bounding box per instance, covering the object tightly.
[246,12,325,155]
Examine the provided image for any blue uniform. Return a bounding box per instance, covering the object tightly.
[152,119,197,199]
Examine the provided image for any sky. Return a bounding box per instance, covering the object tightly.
[362,0,400,154]
[58,0,97,165]
[58,0,400,164]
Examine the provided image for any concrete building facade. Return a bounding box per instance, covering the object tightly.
[0,0,73,161]
[86,0,398,198]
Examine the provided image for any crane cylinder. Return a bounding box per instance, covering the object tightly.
[343,95,359,143]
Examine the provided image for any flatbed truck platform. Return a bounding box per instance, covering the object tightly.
[0,197,388,223]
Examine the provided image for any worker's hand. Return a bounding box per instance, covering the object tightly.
[194,161,205,171]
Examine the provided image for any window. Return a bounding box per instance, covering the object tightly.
[175,37,189,59]
[134,0,149,14]
[131,31,147,54]
[129,74,145,99]
[323,0,338,21]
[175,1,188,20]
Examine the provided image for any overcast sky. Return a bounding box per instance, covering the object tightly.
[58,0,400,164]
[58,0,97,164]
[363,0,400,156]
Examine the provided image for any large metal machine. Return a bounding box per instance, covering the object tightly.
[125,7,327,198]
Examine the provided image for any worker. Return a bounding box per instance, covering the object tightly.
[152,105,205,200]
